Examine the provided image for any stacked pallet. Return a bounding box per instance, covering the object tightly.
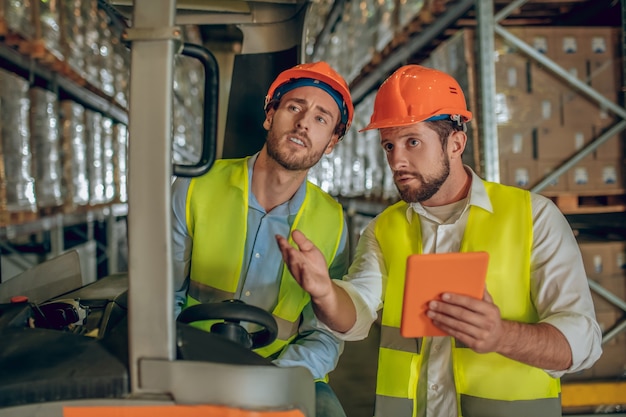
[494,27,624,213]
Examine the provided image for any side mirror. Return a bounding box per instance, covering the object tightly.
[173,43,218,177]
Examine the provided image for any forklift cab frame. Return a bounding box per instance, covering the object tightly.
[0,1,316,415]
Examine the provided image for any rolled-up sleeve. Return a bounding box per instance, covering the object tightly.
[530,194,603,377]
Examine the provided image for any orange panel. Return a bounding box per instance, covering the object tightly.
[64,405,306,417]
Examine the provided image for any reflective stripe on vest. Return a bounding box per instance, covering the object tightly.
[373,393,562,417]
[373,181,561,417]
[184,157,344,358]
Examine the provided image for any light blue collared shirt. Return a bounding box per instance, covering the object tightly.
[172,154,349,379]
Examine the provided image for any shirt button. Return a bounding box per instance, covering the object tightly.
[433,344,441,352]
[245,291,251,297]
[430,384,439,391]
[254,253,261,258]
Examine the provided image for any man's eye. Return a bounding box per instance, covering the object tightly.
[409,139,420,147]
[382,143,393,152]
[316,116,328,124]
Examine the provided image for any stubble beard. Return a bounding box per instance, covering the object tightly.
[395,154,450,203]
[266,128,329,171]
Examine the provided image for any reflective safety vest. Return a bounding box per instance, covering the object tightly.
[183,157,344,358]
[373,181,561,417]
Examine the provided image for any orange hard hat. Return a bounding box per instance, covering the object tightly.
[265,61,354,137]
[360,65,472,131]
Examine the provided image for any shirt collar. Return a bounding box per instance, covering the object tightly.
[247,152,306,216]
[405,166,493,223]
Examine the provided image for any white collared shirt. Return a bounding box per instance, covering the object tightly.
[331,167,602,416]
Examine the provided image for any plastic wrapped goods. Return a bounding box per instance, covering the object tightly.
[111,26,130,109]
[0,0,34,39]
[85,109,105,205]
[60,0,87,79]
[83,0,102,89]
[38,0,63,61]
[29,87,62,209]
[97,8,115,97]
[101,116,115,203]
[59,101,89,209]
[113,123,128,203]
[0,69,36,212]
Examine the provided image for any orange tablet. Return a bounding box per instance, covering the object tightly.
[400,251,489,338]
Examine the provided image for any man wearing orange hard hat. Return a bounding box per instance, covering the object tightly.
[278,65,602,417]
[172,61,355,417]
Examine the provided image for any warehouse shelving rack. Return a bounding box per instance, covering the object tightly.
[0,36,129,284]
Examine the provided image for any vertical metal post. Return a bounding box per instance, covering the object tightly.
[622,0,626,106]
[127,0,178,395]
[476,0,499,182]
[106,212,119,274]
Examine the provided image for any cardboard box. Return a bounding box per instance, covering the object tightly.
[530,62,564,95]
[497,126,534,159]
[591,127,624,159]
[495,52,529,94]
[562,91,615,129]
[588,58,621,93]
[554,30,583,60]
[581,27,620,59]
[523,27,557,59]
[567,154,596,192]
[503,158,536,190]
[536,159,569,192]
[579,239,626,276]
[594,158,624,189]
[536,125,592,160]
[495,93,536,126]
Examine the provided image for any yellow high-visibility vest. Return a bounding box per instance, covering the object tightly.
[184,157,344,358]
[374,181,561,417]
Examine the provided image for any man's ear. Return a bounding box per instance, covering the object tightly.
[449,130,467,159]
[263,108,275,131]
[324,135,340,154]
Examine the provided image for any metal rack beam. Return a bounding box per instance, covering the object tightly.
[0,44,128,125]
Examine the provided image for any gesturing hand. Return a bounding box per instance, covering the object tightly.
[275,230,333,299]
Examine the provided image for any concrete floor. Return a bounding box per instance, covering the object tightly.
[329,321,380,417]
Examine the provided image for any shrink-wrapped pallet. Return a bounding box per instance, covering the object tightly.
[36,0,63,61]
[60,0,87,80]
[0,0,63,64]
[29,87,62,209]
[101,116,115,203]
[113,123,128,203]
[59,100,89,210]
[0,0,34,39]
[97,8,115,97]
[111,26,130,109]
[0,69,36,213]
[83,0,102,89]
[85,109,105,206]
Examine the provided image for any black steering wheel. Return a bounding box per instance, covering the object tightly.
[176,299,278,350]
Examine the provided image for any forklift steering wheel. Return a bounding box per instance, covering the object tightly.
[177,299,278,350]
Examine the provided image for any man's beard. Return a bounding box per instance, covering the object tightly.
[395,154,450,203]
[266,128,329,171]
